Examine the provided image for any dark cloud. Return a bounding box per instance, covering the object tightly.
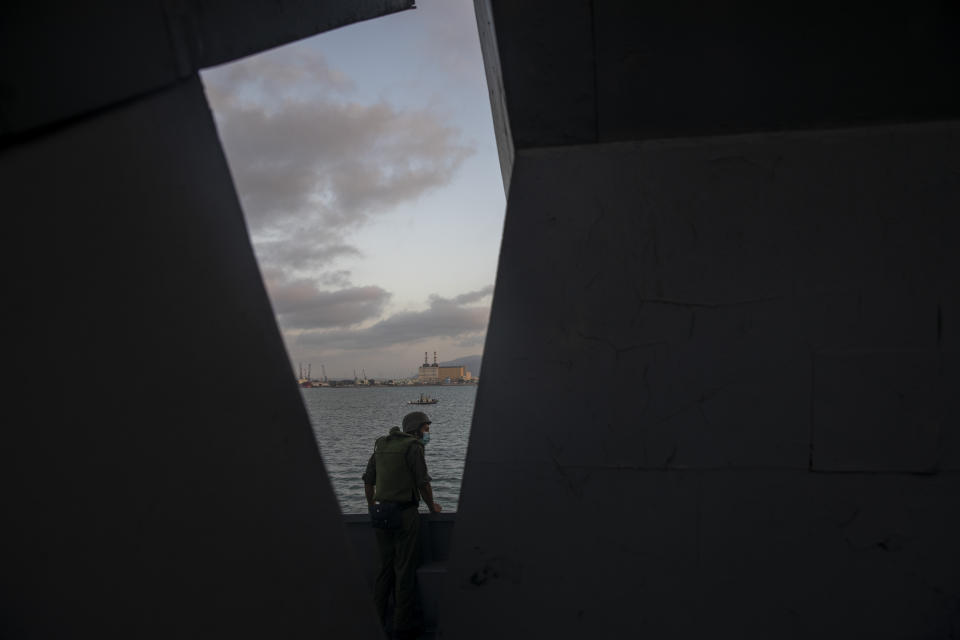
[203,48,355,105]
[295,286,492,351]
[449,285,494,305]
[317,270,352,287]
[256,236,360,273]
[454,334,487,348]
[203,49,473,277]
[214,100,470,229]
[265,274,392,330]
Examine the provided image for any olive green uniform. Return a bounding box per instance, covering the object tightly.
[362,427,430,635]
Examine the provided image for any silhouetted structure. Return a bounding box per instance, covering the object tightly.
[444,2,960,638]
[2,3,414,638]
[3,2,958,639]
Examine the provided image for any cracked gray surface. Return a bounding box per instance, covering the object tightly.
[442,121,960,638]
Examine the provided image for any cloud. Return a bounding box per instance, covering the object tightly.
[201,17,494,372]
[294,286,493,351]
[261,270,391,329]
[449,285,494,305]
[317,270,352,287]
[202,48,355,111]
[202,48,474,277]
[256,237,360,273]
[454,334,487,348]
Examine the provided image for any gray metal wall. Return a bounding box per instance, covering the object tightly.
[1,2,412,637]
[443,123,960,638]
[442,2,960,637]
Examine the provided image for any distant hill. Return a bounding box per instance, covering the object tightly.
[440,354,482,377]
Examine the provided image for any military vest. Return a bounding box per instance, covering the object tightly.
[373,427,422,503]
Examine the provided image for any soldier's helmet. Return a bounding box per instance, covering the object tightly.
[402,411,432,433]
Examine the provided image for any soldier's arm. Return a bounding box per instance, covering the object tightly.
[364,483,375,506]
[420,482,442,513]
[362,452,376,506]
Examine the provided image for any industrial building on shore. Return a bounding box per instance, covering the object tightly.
[417,351,472,384]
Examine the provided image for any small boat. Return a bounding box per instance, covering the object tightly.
[408,393,439,405]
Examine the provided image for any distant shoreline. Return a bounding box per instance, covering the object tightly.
[300,381,478,388]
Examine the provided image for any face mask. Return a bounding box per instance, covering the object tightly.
[421,432,431,445]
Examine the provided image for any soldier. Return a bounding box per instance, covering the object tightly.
[363,411,442,640]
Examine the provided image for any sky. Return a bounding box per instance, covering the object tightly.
[200,0,505,380]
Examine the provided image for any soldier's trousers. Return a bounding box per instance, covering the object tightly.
[374,506,420,632]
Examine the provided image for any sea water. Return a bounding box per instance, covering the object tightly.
[300,385,476,513]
